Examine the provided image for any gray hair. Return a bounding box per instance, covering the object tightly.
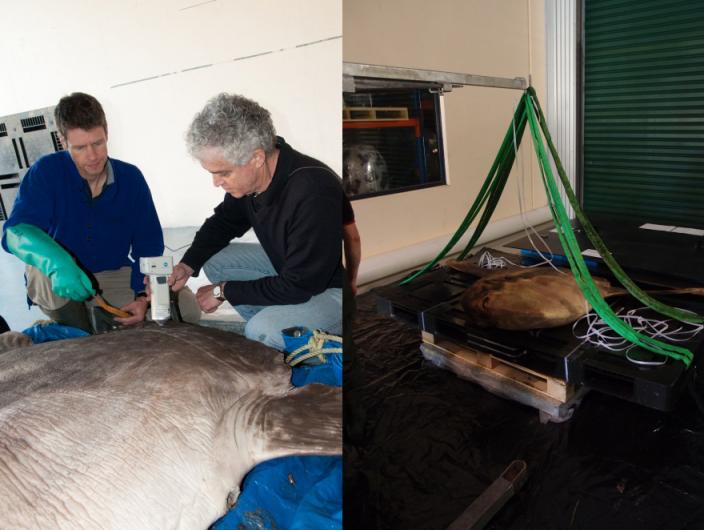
[186,93,276,165]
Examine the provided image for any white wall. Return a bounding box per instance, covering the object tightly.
[0,0,342,227]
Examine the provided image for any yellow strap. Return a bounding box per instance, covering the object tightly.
[287,347,343,367]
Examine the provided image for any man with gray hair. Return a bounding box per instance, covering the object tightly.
[169,93,344,350]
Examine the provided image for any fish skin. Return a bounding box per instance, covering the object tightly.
[0,323,341,529]
[0,331,33,353]
[460,267,618,330]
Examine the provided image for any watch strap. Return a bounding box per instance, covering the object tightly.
[215,282,227,302]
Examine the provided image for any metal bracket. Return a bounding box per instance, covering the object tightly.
[344,62,528,92]
[429,83,456,95]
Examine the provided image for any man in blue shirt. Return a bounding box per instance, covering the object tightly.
[1,92,164,332]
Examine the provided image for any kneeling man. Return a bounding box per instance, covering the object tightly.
[170,94,344,350]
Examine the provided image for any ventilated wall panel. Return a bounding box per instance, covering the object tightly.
[583,0,704,227]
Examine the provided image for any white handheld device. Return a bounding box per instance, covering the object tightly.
[139,256,174,324]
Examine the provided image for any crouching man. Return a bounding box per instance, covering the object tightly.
[169,93,344,350]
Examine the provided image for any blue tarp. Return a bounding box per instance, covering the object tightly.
[211,456,342,530]
[291,352,342,387]
[21,323,89,343]
[211,333,343,530]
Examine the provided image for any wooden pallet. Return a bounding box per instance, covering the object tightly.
[343,106,409,121]
[421,331,575,403]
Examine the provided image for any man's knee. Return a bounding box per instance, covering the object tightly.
[42,301,92,333]
[244,316,285,351]
[202,244,240,282]
[203,243,274,284]
[26,265,70,311]
[202,259,219,283]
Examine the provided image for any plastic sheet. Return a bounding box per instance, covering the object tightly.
[212,456,341,530]
[344,293,704,530]
[292,354,342,387]
[211,334,342,530]
[21,323,89,343]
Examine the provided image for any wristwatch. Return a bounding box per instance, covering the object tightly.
[213,282,227,302]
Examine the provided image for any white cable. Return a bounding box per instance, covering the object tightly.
[572,306,703,366]
[472,99,573,274]
[509,101,564,274]
[477,250,510,269]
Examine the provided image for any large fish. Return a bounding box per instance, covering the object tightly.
[449,263,704,330]
[0,324,341,529]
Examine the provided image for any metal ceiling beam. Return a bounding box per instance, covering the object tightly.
[343,62,528,91]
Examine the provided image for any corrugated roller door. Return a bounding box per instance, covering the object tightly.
[584,0,704,228]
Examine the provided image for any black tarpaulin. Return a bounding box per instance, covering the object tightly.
[344,293,704,530]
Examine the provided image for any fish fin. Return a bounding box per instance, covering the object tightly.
[0,331,33,354]
[249,384,341,463]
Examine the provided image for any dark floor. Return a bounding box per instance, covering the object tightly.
[344,292,704,530]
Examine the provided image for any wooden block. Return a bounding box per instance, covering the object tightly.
[421,330,435,344]
[373,107,409,120]
[346,107,374,120]
[343,106,410,121]
[423,334,573,403]
[547,377,568,400]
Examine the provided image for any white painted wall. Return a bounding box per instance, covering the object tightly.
[0,0,342,228]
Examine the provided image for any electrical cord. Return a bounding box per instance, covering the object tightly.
[572,306,703,366]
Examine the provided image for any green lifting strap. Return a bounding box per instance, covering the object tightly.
[523,94,693,366]
[402,88,701,365]
[527,87,704,326]
[400,96,529,285]
[458,106,528,261]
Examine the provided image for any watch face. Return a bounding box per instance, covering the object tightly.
[213,284,226,301]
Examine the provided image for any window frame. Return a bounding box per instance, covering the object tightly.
[342,86,448,200]
[342,62,528,201]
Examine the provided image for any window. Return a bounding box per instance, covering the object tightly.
[342,87,446,199]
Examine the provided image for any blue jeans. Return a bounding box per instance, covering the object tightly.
[203,243,342,350]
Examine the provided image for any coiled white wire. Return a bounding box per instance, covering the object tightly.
[573,306,703,366]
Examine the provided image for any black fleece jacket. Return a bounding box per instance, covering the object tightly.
[182,137,344,306]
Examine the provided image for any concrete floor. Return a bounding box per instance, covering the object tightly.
[0,223,251,332]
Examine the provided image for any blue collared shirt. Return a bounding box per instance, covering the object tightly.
[2,150,163,293]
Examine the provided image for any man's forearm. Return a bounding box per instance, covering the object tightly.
[5,223,95,300]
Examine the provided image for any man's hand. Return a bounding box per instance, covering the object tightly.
[169,262,194,292]
[114,297,149,326]
[196,284,225,314]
